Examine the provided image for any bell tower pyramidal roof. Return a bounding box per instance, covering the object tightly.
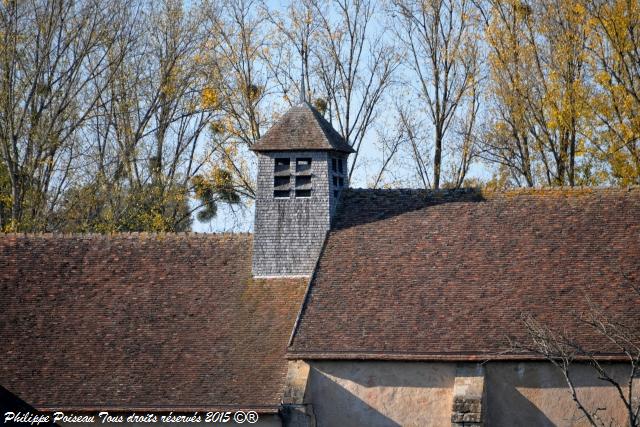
[250,102,354,153]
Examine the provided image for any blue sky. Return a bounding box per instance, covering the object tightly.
[191,0,494,232]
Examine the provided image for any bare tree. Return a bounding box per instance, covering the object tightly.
[200,0,274,204]
[370,108,409,188]
[314,0,399,180]
[397,102,433,188]
[510,278,640,427]
[0,0,134,230]
[56,0,220,232]
[261,0,322,106]
[391,0,481,189]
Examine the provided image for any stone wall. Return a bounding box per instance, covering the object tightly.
[451,364,485,426]
[253,151,332,277]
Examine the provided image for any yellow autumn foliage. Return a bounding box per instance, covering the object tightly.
[201,87,220,109]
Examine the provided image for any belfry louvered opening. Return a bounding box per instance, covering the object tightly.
[296,158,312,173]
[331,155,346,199]
[274,158,291,198]
[295,158,312,198]
[273,157,315,198]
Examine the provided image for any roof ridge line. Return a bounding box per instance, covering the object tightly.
[0,231,254,238]
[345,185,640,193]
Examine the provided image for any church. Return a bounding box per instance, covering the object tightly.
[1,101,639,426]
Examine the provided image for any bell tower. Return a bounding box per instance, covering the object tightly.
[251,102,354,277]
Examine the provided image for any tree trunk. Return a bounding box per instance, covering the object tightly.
[434,127,443,189]
[569,127,576,187]
[11,174,20,228]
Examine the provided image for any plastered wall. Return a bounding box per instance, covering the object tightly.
[302,360,638,427]
[305,361,456,427]
[486,362,639,427]
[55,361,638,427]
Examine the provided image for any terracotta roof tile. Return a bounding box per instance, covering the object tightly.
[288,187,640,360]
[251,102,354,153]
[0,233,306,411]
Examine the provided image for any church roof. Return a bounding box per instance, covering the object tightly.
[0,233,306,412]
[288,187,640,360]
[2,187,640,412]
[250,102,355,153]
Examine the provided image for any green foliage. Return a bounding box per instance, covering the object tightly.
[192,168,240,223]
[313,98,328,115]
[54,181,192,233]
[244,83,262,104]
[193,175,218,222]
[5,0,640,235]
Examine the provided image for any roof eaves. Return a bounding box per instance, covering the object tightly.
[250,146,354,154]
[285,351,633,362]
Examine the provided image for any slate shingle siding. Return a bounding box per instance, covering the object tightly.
[253,151,333,276]
[251,102,353,276]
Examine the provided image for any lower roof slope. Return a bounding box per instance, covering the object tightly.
[289,187,640,360]
[0,233,306,412]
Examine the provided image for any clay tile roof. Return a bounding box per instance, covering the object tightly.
[0,233,306,412]
[251,102,354,153]
[288,187,640,361]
